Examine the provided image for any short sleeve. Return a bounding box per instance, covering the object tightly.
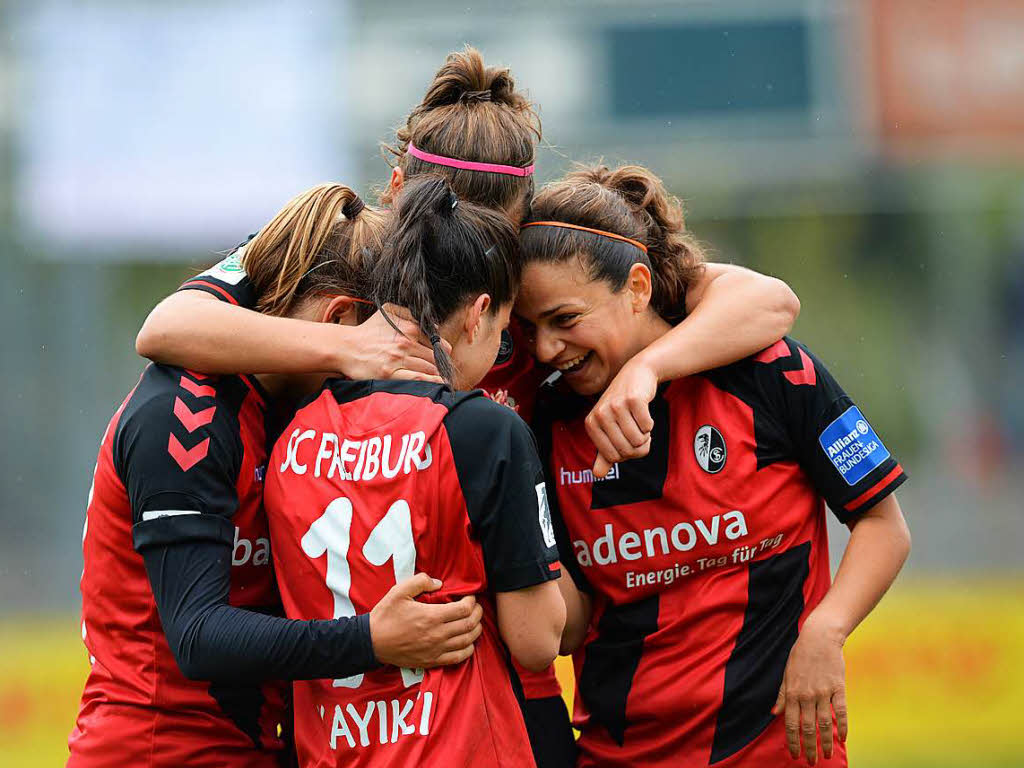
[114,366,244,552]
[444,395,561,592]
[753,339,907,523]
[177,238,257,308]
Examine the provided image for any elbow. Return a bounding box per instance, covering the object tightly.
[169,640,214,682]
[136,302,170,361]
[769,279,801,336]
[135,323,158,360]
[511,611,565,672]
[176,657,212,682]
[512,638,561,673]
[167,622,225,682]
[896,516,912,565]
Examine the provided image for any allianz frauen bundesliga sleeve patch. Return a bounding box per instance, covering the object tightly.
[818,405,890,486]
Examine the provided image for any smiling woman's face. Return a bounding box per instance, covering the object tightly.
[516,257,649,396]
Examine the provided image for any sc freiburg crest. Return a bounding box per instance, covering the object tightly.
[694,425,726,474]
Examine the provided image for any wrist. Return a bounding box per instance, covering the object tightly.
[630,348,668,384]
[317,323,355,375]
[363,610,383,666]
[803,608,850,645]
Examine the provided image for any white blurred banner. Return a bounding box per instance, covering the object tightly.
[15,0,351,256]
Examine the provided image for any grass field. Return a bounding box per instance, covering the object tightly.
[3,578,1022,767]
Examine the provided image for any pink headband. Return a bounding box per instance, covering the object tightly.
[406,142,534,177]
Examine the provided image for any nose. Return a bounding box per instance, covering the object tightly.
[534,325,564,365]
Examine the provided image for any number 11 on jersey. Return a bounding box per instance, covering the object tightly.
[302,497,424,688]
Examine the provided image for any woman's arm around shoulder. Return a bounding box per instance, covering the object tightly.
[137,289,444,381]
[588,263,800,476]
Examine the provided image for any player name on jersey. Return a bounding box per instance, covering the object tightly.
[278,428,433,481]
[325,692,435,751]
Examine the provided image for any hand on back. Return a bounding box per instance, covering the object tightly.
[369,573,483,670]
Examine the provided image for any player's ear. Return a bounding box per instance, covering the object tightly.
[626,262,653,314]
[464,293,491,343]
[389,167,405,198]
[321,295,362,326]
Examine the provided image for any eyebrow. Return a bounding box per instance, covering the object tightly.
[537,303,574,320]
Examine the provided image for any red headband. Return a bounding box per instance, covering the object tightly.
[407,142,535,177]
[520,221,649,254]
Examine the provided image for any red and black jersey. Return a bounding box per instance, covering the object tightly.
[478,319,562,704]
[539,338,907,768]
[70,364,287,767]
[479,318,552,424]
[264,379,561,768]
[179,254,565,709]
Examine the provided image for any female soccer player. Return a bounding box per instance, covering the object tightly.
[69,184,484,768]
[131,48,799,768]
[136,46,798,465]
[515,164,913,768]
[263,175,565,768]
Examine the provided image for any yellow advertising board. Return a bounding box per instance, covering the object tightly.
[3,580,1021,767]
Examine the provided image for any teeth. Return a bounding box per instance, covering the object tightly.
[557,353,587,371]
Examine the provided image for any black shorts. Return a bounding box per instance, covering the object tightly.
[523,695,577,768]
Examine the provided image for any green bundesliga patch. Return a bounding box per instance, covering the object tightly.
[199,249,248,285]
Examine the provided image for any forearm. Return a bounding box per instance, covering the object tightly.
[636,264,799,382]
[143,539,378,682]
[497,582,566,671]
[136,292,339,374]
[807,495,911,640]
[557,573,592,654]
[178,603,376,682]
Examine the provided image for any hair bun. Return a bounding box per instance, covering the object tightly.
[419,47,529,113]
[459,89,493,104]
[342,195,365,220]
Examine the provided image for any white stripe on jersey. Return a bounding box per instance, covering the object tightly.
[141,509,202,521]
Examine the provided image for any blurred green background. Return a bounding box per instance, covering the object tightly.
[2,0,1023,765]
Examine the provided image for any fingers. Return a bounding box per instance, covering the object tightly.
[627,397,655,433]
[380,303,415,322]
[586,403,652,478]
[432,595,478,623]
[607,402,649,448]
[440,603,484,641]
[391,573,442,598]
[593,453,613,479]
[784,696,801,760]
[586,406,648,457]
[392,354,441,377]
[771,685,786,716]
[817,695,833,759]
[377,304,452,354]
[391,369,445,384]
[440,619,483,652]
[833,688,848,743]
[800,698,818,765]
[426,643,475,668]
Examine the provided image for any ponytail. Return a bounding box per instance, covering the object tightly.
[242,183,387,317]
[520,164,706,322]
[371,174,520,386]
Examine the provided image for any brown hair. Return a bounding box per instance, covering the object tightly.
[520,165,706,323]
[372,174,521,386]
[241,183,389,318]
[381,46,541,220]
